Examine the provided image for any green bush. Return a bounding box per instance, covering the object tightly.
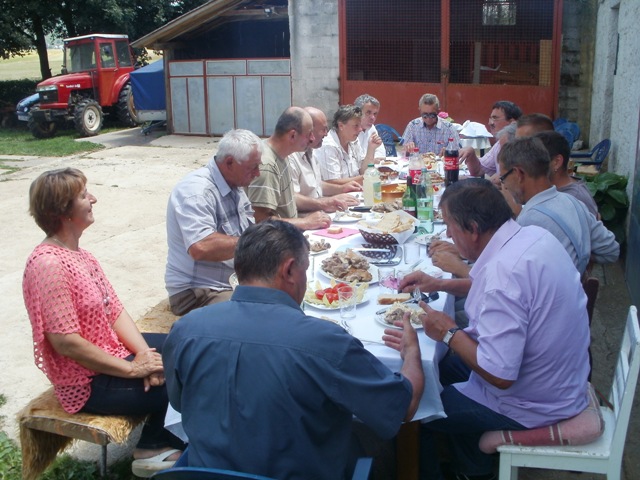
[0,79,38,107]
[584,172,629,245]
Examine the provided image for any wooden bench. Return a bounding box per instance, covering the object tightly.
[18,387,146,479]
[18,299,178,479]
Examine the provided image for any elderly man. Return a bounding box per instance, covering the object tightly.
[515,113,554,137]
[247,106,331,230]
[411,179,591,480]
[165,129,263,316]
[354,94,386,162]
[289,106,361,214]
[459,100,522,177]
[163,220,424,480]
[402,93,460,154]
[499,136,618,274]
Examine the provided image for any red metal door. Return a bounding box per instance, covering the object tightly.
[339,0,562,134]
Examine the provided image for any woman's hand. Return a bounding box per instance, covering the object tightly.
[130,348,164,378]
[143,372,166,392]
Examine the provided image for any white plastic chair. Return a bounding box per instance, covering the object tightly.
[496,305,639,480]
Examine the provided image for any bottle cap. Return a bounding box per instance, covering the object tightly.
[368,164,374,167]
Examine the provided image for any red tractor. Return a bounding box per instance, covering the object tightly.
[27,33,140,138]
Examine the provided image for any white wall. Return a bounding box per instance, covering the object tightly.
[592,0,640,183]
[289,0,340,117]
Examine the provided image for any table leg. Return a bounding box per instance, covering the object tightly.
[396,421,420,479]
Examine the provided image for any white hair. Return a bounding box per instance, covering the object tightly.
[216,129,263,164]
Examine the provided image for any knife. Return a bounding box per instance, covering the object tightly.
[351,248,392,253]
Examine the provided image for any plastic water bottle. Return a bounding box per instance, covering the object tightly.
[409,148,422,185]
[416,167,434,234]
[363,164,381,206]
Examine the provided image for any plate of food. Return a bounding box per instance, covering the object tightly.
[375,303,425,330]
[319,250,379,284]
[332,211,365,223]
[303,280,369,310]
[309,238,331,255]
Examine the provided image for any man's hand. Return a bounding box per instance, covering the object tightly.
[299,211,332,230]
[382,312,419,356]
[319,197,349,213]
[368,132,383,149]
[335,193,360,206]
[403,141,416,153]
[432,250,470,278]
[428,240,460,257]
[459,146,484,177]
[419,303,457,343]
[398,271,441,295]
[341,181,363,193]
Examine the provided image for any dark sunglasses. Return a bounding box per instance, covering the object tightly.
[421,112,438,119]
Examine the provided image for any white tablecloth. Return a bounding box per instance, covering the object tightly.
[165,223,451,441]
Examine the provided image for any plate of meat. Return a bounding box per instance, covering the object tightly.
[318,250,379,284]
[375,303,424,330]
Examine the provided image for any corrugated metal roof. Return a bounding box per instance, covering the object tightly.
[131,0,287,49]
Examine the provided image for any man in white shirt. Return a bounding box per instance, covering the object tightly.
[354,94,386,162]
[289,107,361,214]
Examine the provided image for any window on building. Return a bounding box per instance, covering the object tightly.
[482,0,517,26]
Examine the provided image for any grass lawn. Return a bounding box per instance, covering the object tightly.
[0,50,65,81]
[0,127,105,157]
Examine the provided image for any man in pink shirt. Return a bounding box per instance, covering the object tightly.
[396,178,590,480]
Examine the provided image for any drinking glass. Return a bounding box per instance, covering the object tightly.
[404,242,421,265]
[338,287,357,319]
[379,267,397,295]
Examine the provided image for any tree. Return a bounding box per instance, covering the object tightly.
[0,0,210,80]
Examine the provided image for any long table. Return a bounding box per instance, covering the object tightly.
[305,225,452,424]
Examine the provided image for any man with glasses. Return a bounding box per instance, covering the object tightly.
[498,136,618,275]
[402,94,460,154]
[248,106,331,230]
[460,100,522,177]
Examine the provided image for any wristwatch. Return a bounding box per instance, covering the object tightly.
[442,327,462,347]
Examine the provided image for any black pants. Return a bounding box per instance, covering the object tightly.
[81,333,185,450]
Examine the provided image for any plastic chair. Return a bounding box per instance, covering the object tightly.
[570,139,611,171]
[555,121,580,147]
[152,447,373,480]
[375,124,402,156]
[495,305,639,480]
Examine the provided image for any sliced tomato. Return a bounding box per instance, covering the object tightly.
[335,282,349,289]
[324,292,338,304]
[315,290,326,300]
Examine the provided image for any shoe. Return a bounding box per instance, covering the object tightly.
[131,449,181,478]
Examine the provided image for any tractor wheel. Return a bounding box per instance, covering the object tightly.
[117,83,139,127]
[74,99,103,137]
[27,110,58,139]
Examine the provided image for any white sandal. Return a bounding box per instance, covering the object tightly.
[131,449,181,478]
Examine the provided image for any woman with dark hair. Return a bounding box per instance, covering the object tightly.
[23,168,184,477]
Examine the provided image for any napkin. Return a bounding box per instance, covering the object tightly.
[460,120,493,138]
[314,227,360,239]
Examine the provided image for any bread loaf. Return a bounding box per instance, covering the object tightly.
[327,226,343,234]
[377,293,411,305]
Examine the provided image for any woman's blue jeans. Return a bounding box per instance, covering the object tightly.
[81,333,185,450]
[420,353,527,479]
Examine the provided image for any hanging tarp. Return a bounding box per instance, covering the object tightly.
[130,60,166,121]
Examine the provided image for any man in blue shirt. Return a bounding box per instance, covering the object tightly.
[163,220,424,479]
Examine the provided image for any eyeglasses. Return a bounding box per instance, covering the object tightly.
[499,168,515,184]
[421,112,438,119]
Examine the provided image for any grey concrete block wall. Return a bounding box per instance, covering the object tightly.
[290,0,340,117]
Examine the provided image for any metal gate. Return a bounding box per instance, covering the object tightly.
[339,0,562,133]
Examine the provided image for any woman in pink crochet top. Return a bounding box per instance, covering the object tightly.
[23,168,184,477]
